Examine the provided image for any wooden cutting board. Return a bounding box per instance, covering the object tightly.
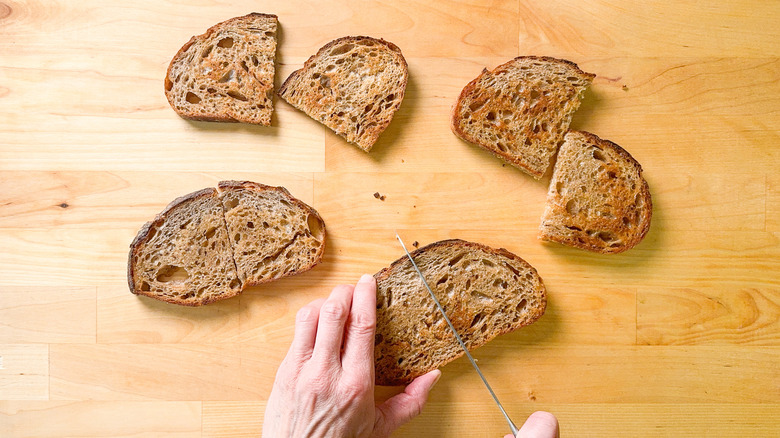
[1,0,779,436]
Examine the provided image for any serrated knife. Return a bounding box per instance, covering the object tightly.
[395,233,520,436]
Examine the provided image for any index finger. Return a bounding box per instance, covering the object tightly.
[341,274,377,375]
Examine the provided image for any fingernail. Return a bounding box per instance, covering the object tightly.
[360,273,374,283]
[431,370,442,387]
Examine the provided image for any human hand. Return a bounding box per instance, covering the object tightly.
[263,274,441,438]
[504,411,559,438]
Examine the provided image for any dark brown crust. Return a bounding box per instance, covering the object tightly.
[216,180,327,286]
[127,188,220,305]
[450,56,595,178]
[164,13,278,124]
[541,131,653,254]
[128,181,326,306]
[373,239,547,385]
[277,36,408,151]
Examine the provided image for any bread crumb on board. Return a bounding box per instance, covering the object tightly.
[412,241,419,248]
[373,192,386,201]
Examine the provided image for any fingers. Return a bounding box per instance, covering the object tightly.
[311,284,354,365]
[375,369,441,435]
[289,298,325,362]
[341,274,377,375]
[517,411,559,438]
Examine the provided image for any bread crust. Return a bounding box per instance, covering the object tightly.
[539,131,652,253]
[277,36,408,151]
[373,239,546,385]
[128,182,326,306]
[451,56,595,178]
[164,13,278,124]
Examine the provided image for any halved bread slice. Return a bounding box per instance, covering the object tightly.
[373,239,546,386]
[128,188,241,306]
[451,56,595,178]
[539,131,652,253]
[128,181,326,306]
[277,36,408,152]
[218,181,326,286]
[164,13,278,125]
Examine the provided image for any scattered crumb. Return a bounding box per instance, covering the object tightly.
[412,241,419,248]
[401,159,405,163]
[502,163,506,167]
[373,192,386,201]
[528,390,536,401]
[622,84,629,91]
[59,202,69,209]
[380,195,386,201]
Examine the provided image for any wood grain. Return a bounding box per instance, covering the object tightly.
[0,345,48,401]
[1,0,779,435]
[0,401,202,438]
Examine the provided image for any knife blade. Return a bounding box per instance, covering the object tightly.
[395,233,520,436]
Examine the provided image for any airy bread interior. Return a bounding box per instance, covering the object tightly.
[373,239,546,386]
[452,56,594,178]
[539,131,652,253]
[278,36,408,151]
[164,13,278,125]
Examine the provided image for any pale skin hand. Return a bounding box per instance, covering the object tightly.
[263,274,441,438]
[505,411,560,438]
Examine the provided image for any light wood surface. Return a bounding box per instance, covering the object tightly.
[1,0,779,436]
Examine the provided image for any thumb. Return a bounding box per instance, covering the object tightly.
[374,369,441,436]
[516,411,559,438]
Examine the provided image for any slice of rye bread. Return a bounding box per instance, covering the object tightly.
[128,182,326,306]
[539,131,652,253]
[277,36,408,152]
[164,13,278,125]
[451,56,595,179]
[373,239,546,386]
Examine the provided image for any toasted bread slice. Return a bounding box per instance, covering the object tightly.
[539,131,652,253]
[218,181,326,286]
[128,182,325,306]
[164,13,278,125]
[451,56,595,178]
[277,36,408,151]
[373,239,546,385]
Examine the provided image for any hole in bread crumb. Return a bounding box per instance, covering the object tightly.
[516,299,527,312]
[386,93,395,101]
[448,253,465,266]
[307,214,324,240]
[592,149,606,161]
[227,91,248,101]
[320,75,331,89]
[140,282,151,291]
[331,43,354,56]
[156,265,189,283]
[247,221,254,229]
[375,333,384,344]
[565,199,578,215]
[229,278,241,289]
[217,37,234,48]
[185,92,201,104]
[218,70,235,83]
[205,227,217,239]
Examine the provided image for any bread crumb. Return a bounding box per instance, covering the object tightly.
[59,202,69,209]
[412,241,419,248]
[373,192,386,201]
[622,84,629,91]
